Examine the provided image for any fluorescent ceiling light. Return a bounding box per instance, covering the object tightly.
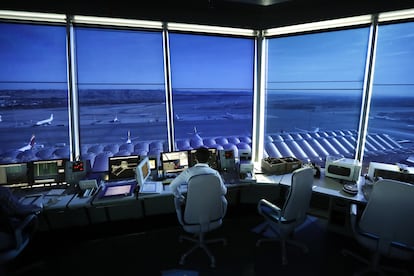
[265,15,372,36]
[379,8,414,22]
[0,10,66,23]
[73,15,162,29]
[167,22,256,36]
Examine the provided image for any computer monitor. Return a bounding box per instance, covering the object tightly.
[0,162,30,188]
[188,148,218,170]
[218,149,236,171]
[161,150,189,178]
[135,157,151,187]
[65,160,91,185]
[108,155,140,181]
[148,157,157,170]
[31,159,67,187]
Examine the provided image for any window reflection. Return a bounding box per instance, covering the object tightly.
[75,27,167,170]
[265,28,370,166]
[169,33,255,151]
[0,22,69,164]
[366,21,414,171]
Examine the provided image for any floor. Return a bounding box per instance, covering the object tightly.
[3,205,413,276]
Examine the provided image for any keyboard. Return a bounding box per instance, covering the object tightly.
[162,178,173,185]
[140,181,163,194]
[220,171,239,184]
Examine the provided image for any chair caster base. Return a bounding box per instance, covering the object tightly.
[282,257,288,266]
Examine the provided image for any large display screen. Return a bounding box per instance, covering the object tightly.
[108,155,140,181]
[0,162,30,188]
[188,148,218,170]
[161,150,189,178]
[31,159,67,186]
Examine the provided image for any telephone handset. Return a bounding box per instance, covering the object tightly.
[303,162,321,178]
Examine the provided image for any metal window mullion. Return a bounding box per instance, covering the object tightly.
[252,31,266,164]
[66,15,80,162]
[162,23,174,152]
[355,15,379,162]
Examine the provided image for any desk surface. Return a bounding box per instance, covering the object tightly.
[255,170,367,204]
[18,168,368,211]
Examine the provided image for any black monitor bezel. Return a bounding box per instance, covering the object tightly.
[188,148,218,169]
[30,158,67,186]
[0,162,30,188]
[107,155,140,181]
[161,150,189,177]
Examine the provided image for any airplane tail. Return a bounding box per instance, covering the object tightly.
[126,130,131,143]
[29,134,35,148]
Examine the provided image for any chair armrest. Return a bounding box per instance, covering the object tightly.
[13,214,37,247]
[257,199,281,220]
[349,204,380,242]
[348,203,358,234]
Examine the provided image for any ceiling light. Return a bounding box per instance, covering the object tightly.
[264,15,372,36]
[167,22,256,36]
[378,8,414,22]
[0,10,66,23]
[73,15,163,29]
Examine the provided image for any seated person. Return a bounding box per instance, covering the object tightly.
[0,186,43,218]
[169,146,227,214]
[0,186,42,258]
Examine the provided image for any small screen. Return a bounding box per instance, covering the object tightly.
[136,157,151,187]
[31,159,66,186]
[218,149,236,171]
[224,150,234,159]
[142,161,150,180]
[149,158,157,170]
[0,163,29,188]
[72,161,84,172]
[161,150,189,177]
[108,155,140,181]
[103,184,133,197]
[188,148,218,169]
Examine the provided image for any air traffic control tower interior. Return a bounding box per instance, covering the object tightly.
[1,0,414,275]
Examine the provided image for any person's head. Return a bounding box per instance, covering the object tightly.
[195,146,210,164]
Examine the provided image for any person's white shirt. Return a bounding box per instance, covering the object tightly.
[169,163,227,203]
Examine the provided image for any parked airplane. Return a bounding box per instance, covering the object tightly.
[188,126,201,136]
[223,112,236,120]
[35,114,53,126]
[123,130,138,144]
[187,126,203,141]
[175,114,183,121]
[110,114,120,123]
[126,130,132,144]
[18,134,36,152]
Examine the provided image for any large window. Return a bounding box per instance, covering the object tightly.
[365,21,414,169]
[75,27,166,161]
[169,33,255,148]
[265,28,370,166]
[0,22,69,164]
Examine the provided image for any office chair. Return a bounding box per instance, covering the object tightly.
[0,212,39,265]
[174,173,227,268]
[256,167,314,265]
[342,179,414,276]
